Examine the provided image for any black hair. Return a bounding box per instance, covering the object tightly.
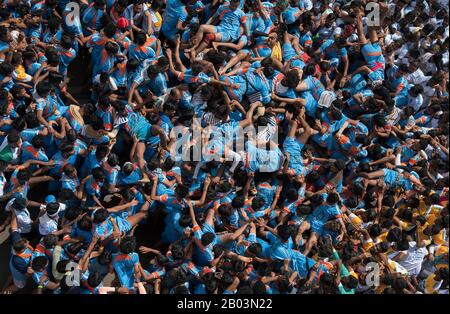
[247,243,262,257]
[87,271,103,288]
[92,167,106,181]
[201,232,216,246]
[119,236,137,254]
[326,193,339,205]
[232,195,246,209]
[31,256,48,271]
[93,208,109,224]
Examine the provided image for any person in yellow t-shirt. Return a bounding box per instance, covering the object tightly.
[148,0,163,36]
[432,246,448,270]
[422,267,449,294]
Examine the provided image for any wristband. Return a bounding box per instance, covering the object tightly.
[38,285,43,289]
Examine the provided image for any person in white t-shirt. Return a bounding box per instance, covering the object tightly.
[5,197,32,236]
[38,202,64,237]
[394,241,429,277]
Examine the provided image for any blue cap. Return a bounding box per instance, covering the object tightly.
[45,195,56,204]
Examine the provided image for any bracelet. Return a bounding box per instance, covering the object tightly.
[37,285,43,289]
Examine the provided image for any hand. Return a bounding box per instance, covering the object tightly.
[304,150,313,160]
[204,176,212,186]
[250,101,262,110]
[299,106,306,118]
[314,119,322,129]
[61,224,72,234]
[91,232,100,244]
[256,218,266,227]
[271,93,280,102]
[139,246,152,254]
[211,176,220,184]
[174,34,181,45]
[112,228,121,240]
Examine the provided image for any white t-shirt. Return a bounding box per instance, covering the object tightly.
[407,94,424,112]
[303,0,313,11]
[5,199,32,234]
[398,241,428,276]
[407,68,431,86]
[39,214,59,235]
[38,203,66,235]
[124,4,150,31]
[0,173,6,198]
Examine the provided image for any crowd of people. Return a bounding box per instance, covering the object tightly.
[0,0,448,294]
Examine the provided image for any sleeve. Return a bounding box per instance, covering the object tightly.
[36,99,45,111]
[247,233,257,243]
[32,272,41,284]
[151,267,166,279]
[133,69,144,85]
[131,253,139,266]
[239,11,247,24]
[178,7,188,23]
[266,232,278,243]
[177,71,186,81]
[192,224,203,239]
[109,170,119,186]
[11,255,28,273]
[10,231,22,244]
[260,81,271,104]
[334,206,343,219]
[197,72,211,83]
[86,33,100,48]
[157,194,169,202]
[122,41,131,50]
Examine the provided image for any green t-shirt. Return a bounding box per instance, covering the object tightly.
[332,250,355,294]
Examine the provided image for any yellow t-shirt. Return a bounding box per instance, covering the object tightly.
[416,223,433,245]
[377,231,388,243]
[433,229,446,246]
[362,238,374,251]
[271,42,282,62]
[14,65,27,81]
[398,219,414,231]
[426,205,444,225]
[347,213,363,227]
[424,273,442,294]
[434,245,449,269]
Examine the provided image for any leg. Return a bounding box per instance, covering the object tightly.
[296,220,311,246]
[220,51,247,75]
[195,32,222,55]
[303,232,319,256]
[362,169,386,179]
[126,212,148,228]
[192,24,216,50]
